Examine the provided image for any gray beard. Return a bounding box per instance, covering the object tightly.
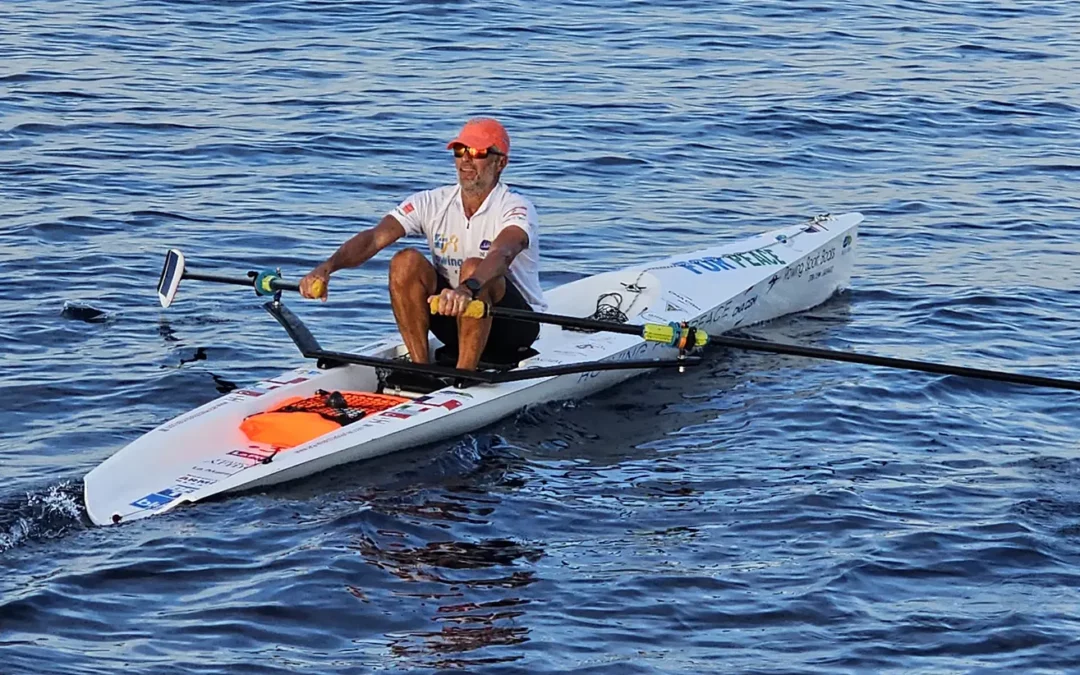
[460,178,489,198]
[459,169,501,200]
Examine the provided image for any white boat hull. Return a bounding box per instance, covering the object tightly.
[84,213,862,525]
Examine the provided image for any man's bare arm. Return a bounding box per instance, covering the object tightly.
[300,215,407,300]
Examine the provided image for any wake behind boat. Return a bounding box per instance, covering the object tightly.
[83,213,863,526]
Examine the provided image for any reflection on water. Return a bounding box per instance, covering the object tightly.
[349,493,543,668]
[386,597,531,669]
[352,533,542,577]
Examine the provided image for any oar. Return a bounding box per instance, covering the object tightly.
[442,299,1080,393]
[431,298,709,350]
[162,251,1080,393]
[710,334,1080,392]
[157,249,300,308]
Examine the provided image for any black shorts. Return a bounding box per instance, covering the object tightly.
[430,275,540,362]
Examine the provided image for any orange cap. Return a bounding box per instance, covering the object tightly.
[446,117,510,156]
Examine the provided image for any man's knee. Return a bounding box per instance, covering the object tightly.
[389,248,433,288]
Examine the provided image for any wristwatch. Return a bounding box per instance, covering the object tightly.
[461,278,483,298]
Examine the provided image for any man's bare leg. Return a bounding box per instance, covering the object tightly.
[455,257,506,370]
[388,248,437,364]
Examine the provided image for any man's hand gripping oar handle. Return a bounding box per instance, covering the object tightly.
[429,297,489,318]
[428,297,708,349]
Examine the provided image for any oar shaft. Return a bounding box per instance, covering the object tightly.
[487,306,643,337]
[183,271,300,293]
[713,335,1080,392]
[434,299,707,347]
[182,271,253,287]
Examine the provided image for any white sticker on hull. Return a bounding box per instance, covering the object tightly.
[128,445,276,514]
[130,487,187,511]
[379,403,430,420]
[666,291,700,312]
[233,373,314,398]
[577,342,653,383]
[730,296,759,327]
[413,394,465,410]
[158,398,233,432]
[781,246,836,282]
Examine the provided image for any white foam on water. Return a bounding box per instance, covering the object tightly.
[0,481,85,553]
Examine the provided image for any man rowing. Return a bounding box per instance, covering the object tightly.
[298,117,545,371]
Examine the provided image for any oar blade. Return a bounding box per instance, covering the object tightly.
[157,249,185,308]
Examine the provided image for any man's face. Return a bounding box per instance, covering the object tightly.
[453,145,507,194]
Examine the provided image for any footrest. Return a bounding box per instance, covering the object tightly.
[434,345,537,371]
[378,370,457,397]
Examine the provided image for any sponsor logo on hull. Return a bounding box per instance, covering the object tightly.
[674,248,786,275]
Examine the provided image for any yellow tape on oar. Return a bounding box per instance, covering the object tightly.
[429,297,488,318]
[463,300,487,318]
[642,322,709,349]
[309,278,325,298]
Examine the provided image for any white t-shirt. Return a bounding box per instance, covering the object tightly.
[389,182,546,311]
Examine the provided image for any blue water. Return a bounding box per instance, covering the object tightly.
[4,0,1080,672]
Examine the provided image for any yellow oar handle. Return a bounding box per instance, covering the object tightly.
[309,278,325,298]
[463,301,488,319]
[429,297,489,318]
[642,322,709,349]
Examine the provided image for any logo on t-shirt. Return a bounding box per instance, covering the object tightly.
[503,205,527,220]
[479,240,491,251]
[434,234,459,255]
[401,203,414,215]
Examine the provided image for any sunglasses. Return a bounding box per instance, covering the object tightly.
[451,145,504,159]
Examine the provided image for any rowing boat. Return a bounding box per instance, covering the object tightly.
[83,212,863,526]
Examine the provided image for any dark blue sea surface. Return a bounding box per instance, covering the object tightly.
[3,1,1080,672]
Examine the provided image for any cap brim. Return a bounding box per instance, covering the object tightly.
[446,132,506,154]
